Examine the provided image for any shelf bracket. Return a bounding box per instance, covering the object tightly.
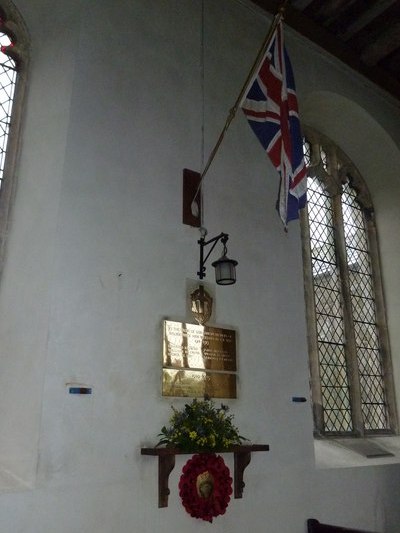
[141,444,269,508]
[158,454,175,508]
[233,449,252,498]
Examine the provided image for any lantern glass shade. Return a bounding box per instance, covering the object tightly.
[212,255,238,285]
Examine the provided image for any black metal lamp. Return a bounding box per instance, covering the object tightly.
[197,229,238,285]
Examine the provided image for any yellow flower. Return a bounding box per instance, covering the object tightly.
[189,431,197,440]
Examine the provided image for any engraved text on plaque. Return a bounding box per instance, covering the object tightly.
[162,320,237,398]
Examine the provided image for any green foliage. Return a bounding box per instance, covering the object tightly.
[157,397,247,452]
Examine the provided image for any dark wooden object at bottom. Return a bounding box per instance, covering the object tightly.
[307,518,377,533]
[141,444,269,508]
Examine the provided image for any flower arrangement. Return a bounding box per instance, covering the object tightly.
[157,397,246,452]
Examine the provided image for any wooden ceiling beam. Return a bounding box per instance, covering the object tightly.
[361,22,400,65]
[309,0,356,25]
[341,0,398,41]
[290,0,313,9]
[250,0,400,102]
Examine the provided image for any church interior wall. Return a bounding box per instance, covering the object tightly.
[0,0,398,531]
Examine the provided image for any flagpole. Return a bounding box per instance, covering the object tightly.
[191,0,290,216]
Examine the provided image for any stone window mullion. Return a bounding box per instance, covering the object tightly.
[301,206,325,434]
[332,191,364,436]
[365,213,398,433]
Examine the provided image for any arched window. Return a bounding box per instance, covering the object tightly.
[0,2,28,273]
[301,127,397,437]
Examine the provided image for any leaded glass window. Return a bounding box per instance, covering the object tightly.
[0,32,17,188]
[301,128,397,437]
[0,5,29,271]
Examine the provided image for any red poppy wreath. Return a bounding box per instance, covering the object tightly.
[178,454,233,522]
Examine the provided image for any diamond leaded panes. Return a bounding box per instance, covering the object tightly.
[342,182,389,430]
[303,133,394,436]
[308,175,353,432]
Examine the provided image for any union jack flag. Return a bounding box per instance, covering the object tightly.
[240,21,307,226]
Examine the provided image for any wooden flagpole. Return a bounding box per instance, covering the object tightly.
[191,0,290,217]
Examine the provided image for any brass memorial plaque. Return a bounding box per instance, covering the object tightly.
[163,320,236,372]
[162,369,237,399]
[162,320,237,398]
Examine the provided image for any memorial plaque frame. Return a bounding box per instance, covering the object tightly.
[162,319,237,399]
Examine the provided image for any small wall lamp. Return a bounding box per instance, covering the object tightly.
[197,229,238,285]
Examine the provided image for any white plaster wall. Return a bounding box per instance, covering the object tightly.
[0,0,398,531]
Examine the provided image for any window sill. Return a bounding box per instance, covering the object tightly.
[314,435,400,469]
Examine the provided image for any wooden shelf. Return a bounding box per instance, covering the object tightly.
[141,444,269,508]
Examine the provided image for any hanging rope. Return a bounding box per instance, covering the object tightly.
[200,0,205,225]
